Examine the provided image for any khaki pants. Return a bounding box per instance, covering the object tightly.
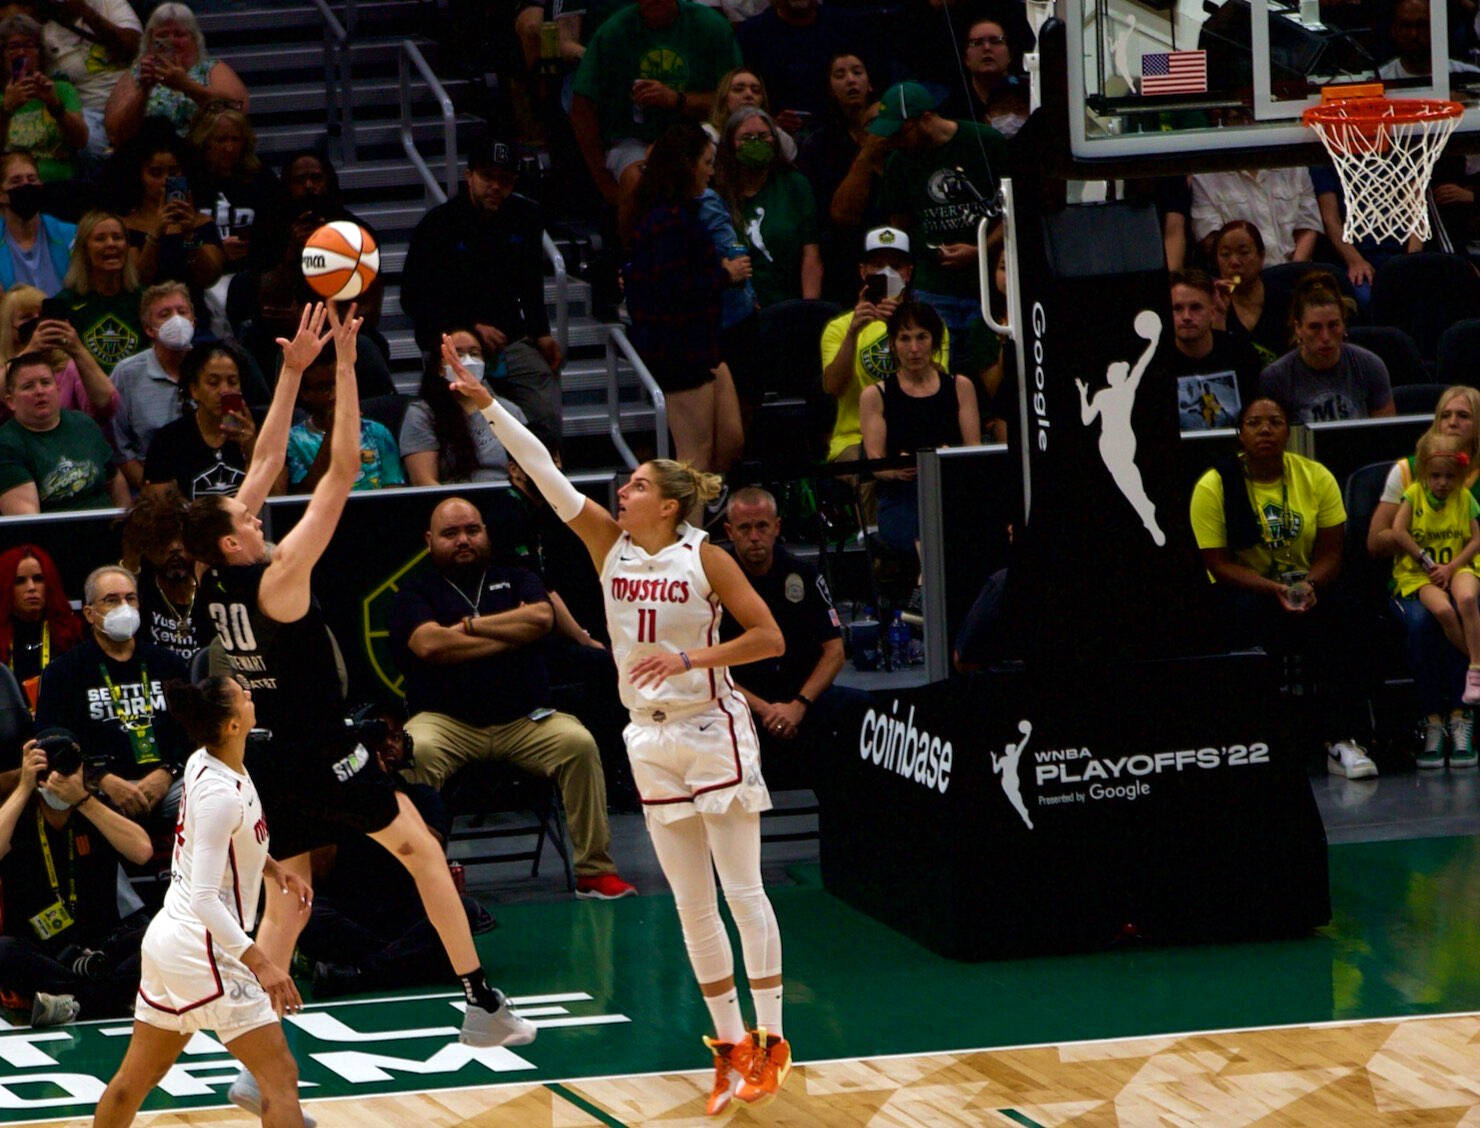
[403,711,614,878]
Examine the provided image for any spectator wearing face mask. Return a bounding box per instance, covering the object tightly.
[109,282,196,490]
[0,152,73,295]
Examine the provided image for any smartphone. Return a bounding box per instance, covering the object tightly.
[9,56,27,83]
[39,297,69,323]
[165,175,190,205]
[152,35,173,60]
[219,392,247,418]
[14,316,37,347]
[862,272,888,304]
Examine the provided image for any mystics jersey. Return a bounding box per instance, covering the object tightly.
[160,749,269,958]
[195,562,344,741]
[601,524,733,712]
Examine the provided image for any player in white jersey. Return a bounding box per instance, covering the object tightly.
[443,339,794,1114]
[92,677,312,1128]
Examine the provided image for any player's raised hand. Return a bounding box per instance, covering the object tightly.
[326,300,362,367]
[276,302,332,371]
[441,334,493,410]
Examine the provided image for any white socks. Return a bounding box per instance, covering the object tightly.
[704,986,746,1043]
[752,984,783,1038]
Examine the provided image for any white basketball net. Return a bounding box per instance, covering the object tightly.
[1305,99,1462,245]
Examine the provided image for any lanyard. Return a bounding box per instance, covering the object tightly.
[35,807,76,916]
[6,621,48,671]
[444,570,486,614]
[99,661,154,731]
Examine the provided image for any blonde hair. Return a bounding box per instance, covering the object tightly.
[1427,385,1480,463]
[139,280,191,326]
[63,211,139,295]
[0,284,42,365]
[647,459,723,522]
[188,104,261,174]
[1417,431,1469,481]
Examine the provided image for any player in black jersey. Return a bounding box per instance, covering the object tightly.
[181,305,533,1112]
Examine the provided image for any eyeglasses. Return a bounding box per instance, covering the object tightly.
[968,35,1007,47]
[94,592,139,609]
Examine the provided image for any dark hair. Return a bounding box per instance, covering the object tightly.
[1236,395,1293,430]
[165,676,238,747]
[182,495,234,566]
[120,492,188,567]
[417,331,482,482]
[634,121,713,215]
[886,299,945,349]
[1287,269,1355,333]
[110,119,195,213]
[1212,219,1265,259]
[1169,268,1217,298]
[4,349,52,394]
[178,341,244,409]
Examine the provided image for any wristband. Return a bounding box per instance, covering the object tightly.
[75,793,95,810]
[463,615,476,636]
[679,650,692,671]
[794,692,813,707]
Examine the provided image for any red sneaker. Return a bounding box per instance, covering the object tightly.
[575,873,637,900]
[734,1027,792,1107]
[702,1035,753,1116]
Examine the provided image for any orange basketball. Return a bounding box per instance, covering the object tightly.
[300,221,380,300]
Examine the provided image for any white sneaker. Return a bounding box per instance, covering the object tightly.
[460,995,537,1047]
[29,992,78,1027]
[1326,739,1377,780]
[228,1071,316,1128]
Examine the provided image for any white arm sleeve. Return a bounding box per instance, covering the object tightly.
[480,399,586,522]
[187,786,252,957]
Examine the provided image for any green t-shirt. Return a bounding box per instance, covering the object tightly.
[571,0,741,145]
[739,169,819,309]
[55,286,143,375]
[880,121,1007,298]
[5,78,82,182]
[0,410,115,511]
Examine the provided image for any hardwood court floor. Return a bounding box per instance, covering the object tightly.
[10,835,1480,1126]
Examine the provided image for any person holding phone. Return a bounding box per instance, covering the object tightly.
[0,284,115,430]
[141,340,270,501]
[102,3,247,146]
[0,14,86,183]
[120,128,224,295]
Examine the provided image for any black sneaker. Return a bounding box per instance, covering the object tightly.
[311,961,363,999]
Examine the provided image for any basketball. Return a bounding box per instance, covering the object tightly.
[300,221,379,301]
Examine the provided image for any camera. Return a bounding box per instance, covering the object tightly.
[34,728,82,778]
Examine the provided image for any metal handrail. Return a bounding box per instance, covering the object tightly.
[606,326,669,467]
[308,0,355,164]
[399,41,457,203]
[542,232,570,355]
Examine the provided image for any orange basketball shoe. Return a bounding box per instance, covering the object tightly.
[702,1034,754,1116]
[734,1027,792,1107]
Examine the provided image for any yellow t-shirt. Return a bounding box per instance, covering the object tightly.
[823,313,950,462]
[1392,481,1480,596]
[1190,452,1346,579]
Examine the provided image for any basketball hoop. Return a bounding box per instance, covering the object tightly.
[1303,94,1463,245]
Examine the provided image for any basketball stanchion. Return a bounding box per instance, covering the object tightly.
[1303,85,1463,245]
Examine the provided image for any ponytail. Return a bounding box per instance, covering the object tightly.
[648,459,723,521]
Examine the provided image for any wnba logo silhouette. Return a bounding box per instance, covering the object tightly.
[992,719,1034,829]
[1075,309,1166,546]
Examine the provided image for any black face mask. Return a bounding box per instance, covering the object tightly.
[6,183,43,221]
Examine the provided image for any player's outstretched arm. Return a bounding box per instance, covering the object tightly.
[238,302,332,515]
[259,304,362,623]
[442,336,620,570]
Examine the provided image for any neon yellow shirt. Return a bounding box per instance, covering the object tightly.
[1190,452,1345,579]
[1392,481,1480,596]
[823,313,949,462]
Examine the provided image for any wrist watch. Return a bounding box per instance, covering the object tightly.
[794,692,812,707]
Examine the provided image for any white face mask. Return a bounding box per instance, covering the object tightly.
[100,603,140,642]
[879,265,906,299]
[39,787,71,810]
[444,355,486,384]
[155,312,194,350]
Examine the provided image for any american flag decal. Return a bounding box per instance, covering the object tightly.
[1141,50,1208,96]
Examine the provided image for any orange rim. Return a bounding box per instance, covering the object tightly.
[1303,97,1464,127]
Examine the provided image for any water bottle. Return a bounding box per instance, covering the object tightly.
[851,608,880,671]
[886,610,911,672]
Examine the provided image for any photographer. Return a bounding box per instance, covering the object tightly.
[34,565,188,828]
[0,729,152,1026]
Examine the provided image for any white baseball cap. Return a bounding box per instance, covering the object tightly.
[864,226,911,255]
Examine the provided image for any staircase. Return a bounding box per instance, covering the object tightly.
[200,0,657,459]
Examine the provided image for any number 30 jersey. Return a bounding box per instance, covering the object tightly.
[601,524,730,713]
[194,562,345,740]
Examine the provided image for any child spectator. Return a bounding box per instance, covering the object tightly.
[287,346,403,492]
[1391,432,1480,767]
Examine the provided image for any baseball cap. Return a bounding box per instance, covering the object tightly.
[867,82,940,138]
[864,226,911,255]
[467,135,517,173]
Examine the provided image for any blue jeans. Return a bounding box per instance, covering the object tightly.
[1391,594,1467,716]
[912,288,985,376]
